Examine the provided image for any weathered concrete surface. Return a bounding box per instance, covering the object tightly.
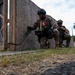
[0,51,32,56]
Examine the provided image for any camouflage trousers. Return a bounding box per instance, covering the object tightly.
[38,29,59,49]
[40,37,50,49]
[59,34,71,47]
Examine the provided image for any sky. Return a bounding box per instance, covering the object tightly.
[31,0,75,36]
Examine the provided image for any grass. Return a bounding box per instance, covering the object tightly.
[0,47,75,67]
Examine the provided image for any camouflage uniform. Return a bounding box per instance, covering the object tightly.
[58,25,71,47]
[31,16,59,49]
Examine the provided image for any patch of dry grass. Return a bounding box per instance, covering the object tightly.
[0,47,75,67]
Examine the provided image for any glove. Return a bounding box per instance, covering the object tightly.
[27,26,32,31]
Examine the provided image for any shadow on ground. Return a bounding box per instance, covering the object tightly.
[40,61,75,75]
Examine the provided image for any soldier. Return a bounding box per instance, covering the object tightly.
[57,19,71,47]
[27,9,59,49]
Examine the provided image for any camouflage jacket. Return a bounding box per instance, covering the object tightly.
[58,25,69,35]
[32,16,53,31]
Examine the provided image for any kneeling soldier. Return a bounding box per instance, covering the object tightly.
[27,9,59,49]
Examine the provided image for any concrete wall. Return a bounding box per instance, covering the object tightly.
[15,0,39,50]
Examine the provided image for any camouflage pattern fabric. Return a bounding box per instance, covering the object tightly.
[58,26,71,47]
[40,37,50,49]
[59,34,71,47]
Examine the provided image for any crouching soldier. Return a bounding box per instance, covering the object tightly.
[57,19,71,47]
[27,9,59,49]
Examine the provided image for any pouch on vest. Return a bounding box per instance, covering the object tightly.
[35,30,44,37]
[47,28,53,35]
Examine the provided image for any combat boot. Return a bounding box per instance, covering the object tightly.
[55,44,60,50]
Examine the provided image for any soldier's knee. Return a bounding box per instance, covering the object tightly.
[53,29,59,36]
[65,35,71,40]
[53,29,58,32]
[69,35,71,39]
[53,29,59,33]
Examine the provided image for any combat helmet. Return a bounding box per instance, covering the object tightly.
[37,9,46,15]
[57,19,63,24]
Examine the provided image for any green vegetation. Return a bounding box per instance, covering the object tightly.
[0,47,75,67]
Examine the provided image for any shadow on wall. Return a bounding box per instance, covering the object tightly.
[40,61,75,75]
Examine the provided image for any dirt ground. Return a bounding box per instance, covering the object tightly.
[0,54,75,75]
